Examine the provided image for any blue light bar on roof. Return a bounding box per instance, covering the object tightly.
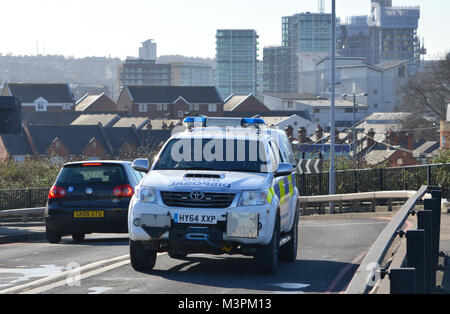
[242,118,266,125]
[183,117,206,123]
[183,117,266,129]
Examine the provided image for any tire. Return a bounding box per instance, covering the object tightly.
[168,251,188,259]
[46,226,62,244]
[280,204,299,262]
[72,233,85,243]
[254,211,280,275]
[130,239,157,271]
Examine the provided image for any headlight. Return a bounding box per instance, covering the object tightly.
[238,190,267,206]
[135,186,157,203]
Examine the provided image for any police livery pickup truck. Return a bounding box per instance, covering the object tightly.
[128,117,300,274]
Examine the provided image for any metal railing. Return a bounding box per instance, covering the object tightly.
[0,188,49,211]
[298,163,450,198]
[346,185,443,294]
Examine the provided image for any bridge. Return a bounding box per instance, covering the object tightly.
[0,184,448,295]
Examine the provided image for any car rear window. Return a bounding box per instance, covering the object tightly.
[57,164,125,185]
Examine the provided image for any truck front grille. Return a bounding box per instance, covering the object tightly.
[160,191,235,209]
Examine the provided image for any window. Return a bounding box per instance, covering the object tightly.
[373,89,378,95]
[189,104,193,111]
[139,104,148,112]
[62,104,71,110]
[208,104,217,112]
[374,103,379,109]
[36,102,47,111]
[194,104,199,111]
[157,104,162,111]
[287,101,294,109]
[163,104,168,111]
[178,111,184,118]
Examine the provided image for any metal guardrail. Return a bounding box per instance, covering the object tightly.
[345,185,443,294]
[0,207,45,218]
[298,163,450,199]
[0,188,49,211]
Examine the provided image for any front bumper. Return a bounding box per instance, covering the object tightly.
[128,198,276,246]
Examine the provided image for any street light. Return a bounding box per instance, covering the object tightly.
[342,91,368,159]
[329,0,336,213]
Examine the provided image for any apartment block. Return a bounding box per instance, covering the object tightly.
[118,59,171,90]
[216,29,258,99]
[170,62,214,87]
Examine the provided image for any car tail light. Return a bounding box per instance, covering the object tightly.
[113,184,134,197]
[48,186,66,199]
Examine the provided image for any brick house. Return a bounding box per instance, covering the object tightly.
[0,124,172,162]
[1,83,75,112]
[223,94,270,112]
[75,93,118,112]
[117,86,223,119]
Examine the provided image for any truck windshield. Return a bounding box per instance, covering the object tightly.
[154,138,270,173]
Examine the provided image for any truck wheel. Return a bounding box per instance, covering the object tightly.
[72,233,85,243]
[130,239,157,271]
[279,205,299,262]
[168,251,188,259]
[46,226,61,244]
[254,211,280,275]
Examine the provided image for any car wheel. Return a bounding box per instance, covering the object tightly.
[279,204,299,262]
[72,233,85,243]
[46,226,62,244]
[130,239,157,271]
[168,251,188,259]
[254,210,280,275]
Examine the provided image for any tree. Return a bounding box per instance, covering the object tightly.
[398,52,450,140]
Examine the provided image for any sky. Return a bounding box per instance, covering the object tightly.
[1,0,449,60]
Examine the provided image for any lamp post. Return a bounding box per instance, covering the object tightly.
[342,91,368,159]
[329,0,336,213]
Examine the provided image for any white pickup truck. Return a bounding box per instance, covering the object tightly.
[128,117,299,274]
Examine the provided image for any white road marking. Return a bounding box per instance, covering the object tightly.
[88,287,113,294]
[0,265,64,289]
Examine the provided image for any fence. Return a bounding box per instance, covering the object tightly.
[299,163,450,199]
[346,186,443,294]
[0,188,49,211]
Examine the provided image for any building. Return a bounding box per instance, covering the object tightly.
[117,86,223,119]
[297,52,365,96]
[118,59,171,93]
[170,62,214,87]
[0,124,172,162]
[223,94,270,113]
[263,46,298,94]
[215,29,259,99]
[263,12,339,94]
[338,60,413,113]
[70,114,121,127]
[139,39,157,61]
[257,93,323,112]
[75,93,117,112]
[338,0,423,67]
[441,104,450,150]
[1,83,75,112]
[282,12,336,54]
[295,99,369,129]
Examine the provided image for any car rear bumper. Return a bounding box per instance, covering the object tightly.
[45,208,128,234]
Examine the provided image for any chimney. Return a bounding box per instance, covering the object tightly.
[298,127,307,143]
[399,131,414,151]
[367,128,376,148]
[285,125,294,139]
[334,128,340,144]
[315,125,323,142]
